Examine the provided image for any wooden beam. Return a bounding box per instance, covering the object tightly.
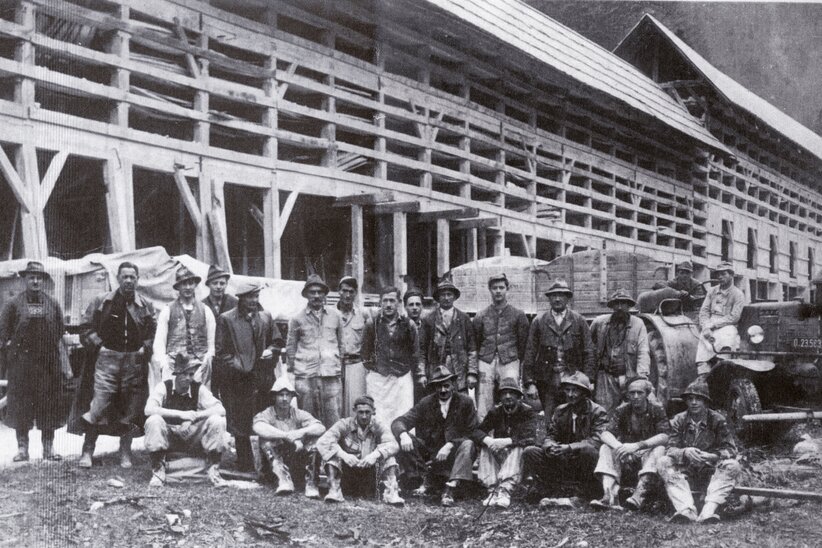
[173,167,203,232]
[263,177,279,278]
[104,155,134,253]
[0,144,30,212]
[276,191,300,239]
[351,204,364,285]
[17,144,46,258]
[451,217,500,230]
[393,211,407,291]
[372,201,420,215]
[415,207,479,223]
[437,218,450,276]
[38,151,68,209]
[333,191,394,207]
[173,17,201,79]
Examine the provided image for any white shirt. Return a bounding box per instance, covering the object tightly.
[551,309,567,327]
[439,396,452,419]
[152,300,216,362]
[440,307,455,328]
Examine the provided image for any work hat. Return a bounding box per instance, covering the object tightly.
[338,276,359,291]
[235,281,263,298]
[625,377,654,395]
[487,273,509,288]
[681,379,711,403]
[205,264,231,284]
[497,377,524,397]
[544,280,573,298]
[676,260,694,273]
[433,278,461,301]
[18,261,51,279]
[403,287,424,304]
[302,274,330,298]
[171,354,200,375]
[353,395,375,410]
[270,377,297,395]
[607,288,636,308]
[173,266,201,290]
[559,371,592,394]
[427,365,457,386]
[714,262,734,276]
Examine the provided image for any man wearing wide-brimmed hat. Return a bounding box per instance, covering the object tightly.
[285,274,344,429]
[336,276,368,418]
[216,281,284,472]
[417,277,477,394]
[695,262,745,378]
[521,371,607,501]
[667,260,706,312]
[657,379,740,523]
[391,366,484,506]
[476,377,538,508]
[143,354,227,488]
[152,266,216,389]
[0,261,66,462]
[523,280,594,417]
[589,289,650,411]
[201,264,238,319]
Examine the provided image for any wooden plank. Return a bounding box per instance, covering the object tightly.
[173,167,203,232]
[393,211,407,291]
[206,208,231,273]
[372,201,420,215]
[333,191,394,207]
[172,17,200,79]
[437,217,449,276]
[0,144,30,212]
[17,144,46,258]
[452,217,499,230]
[38,151,69,209]
[351,204,364,284]
[276,191,299,240]
[104,155,133,253]
[416,207,479,223]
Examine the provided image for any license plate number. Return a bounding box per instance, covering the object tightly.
[792,338,822,349]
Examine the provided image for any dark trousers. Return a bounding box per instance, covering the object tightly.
[532,379,566,419]
[396,435,476,485]
[522,445,600,497]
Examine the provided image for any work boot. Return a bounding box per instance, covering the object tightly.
[382,468,405,506]
[669,508,698,523]
[441,483,456,507]
[262,444,294,495]
[119,436,133,469]
[413,475,434,496]
[78,434,96,468]
[149,452,167,487]
[494,486,512,509]
[13,430,29,462]
[207,452,227,488]
[303,453,320,499]
[235,436,254,472]
[482,491,498,507]
[625,475,652,511]
[324,466,345,503]
[41,431,62,461]
[697,502,721,523]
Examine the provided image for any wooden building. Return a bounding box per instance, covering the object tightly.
[0,0,816,299]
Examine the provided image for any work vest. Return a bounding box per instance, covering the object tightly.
[167,300,208,359]
[163,380,200,412]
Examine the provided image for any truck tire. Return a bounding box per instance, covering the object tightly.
[725,378,761,441]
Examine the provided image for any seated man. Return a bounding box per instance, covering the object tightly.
[477,377,538,508]
[590,378,669,511]
[696,262,745,378]
[667,260,706,313]
[253,377,326,497]
[658,380,740,523]
[143,355,227,488]
[522,372,607,500]
[392,366,484,507]
[316,395,403,505]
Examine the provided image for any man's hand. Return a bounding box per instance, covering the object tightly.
[360,451,380,468]
[340,451,359,467]
[614,442,640,462]
[261,348,273,360]
[417,376,427,387]
[467,374,478,390]
[701,326,713,339]
[548,444,571,457]
[435,442,454,462]
[180,410,197,423]
[683,447,712,465]
[399,432,414,452]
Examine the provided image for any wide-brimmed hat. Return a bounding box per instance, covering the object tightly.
[487,273,509,288]
[497,377,523,397]
[714,262,734,275]
[171,354,200,375]
[428,365,457,386]
[18,261,51,279]
[607,289,636,308]
[676,260,693,273]
[235,281,263,298]
[433,279,461,301]
[338,276,358,291]
[560,371,592,394]
[270,377,297,395]
[302,274,330,298]
[545,280,573,298]
[205,264,231,284]
[173,266,201,290]
[681,379,711,402]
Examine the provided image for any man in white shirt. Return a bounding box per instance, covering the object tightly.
[695,263,745,378]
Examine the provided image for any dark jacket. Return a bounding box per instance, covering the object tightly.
[523,308,594,385]
[478,401,539,447]
[607,401,670,443]
[668,409,736,462]
[545,399,608,454]
[473,303,529,365]
[418,307,477,390]
[216,308,283,377]
[81,289,156,352]
[392,392,484,449]
[202,293,238,322]
[362,312,420,378]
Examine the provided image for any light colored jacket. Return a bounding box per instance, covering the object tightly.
[590,313,650,379]
[699,284,745,330]
[286,306,344,378]
[316,416,398,462]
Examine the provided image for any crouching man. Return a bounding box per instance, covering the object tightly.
[477,377,538,508]
[392,366,483,506]
[658,379,740,523]
[253,378,326,497]
[143,355,227,488]
[522,372,607,500]
[316,395,403,505]
[590,378,669,511]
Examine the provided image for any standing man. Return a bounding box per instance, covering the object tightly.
[143,355,227,488]
[657,380,740,523]
[473,273,530,421]
[202,264,238,319]
[152,266,215,389]
[403,288,424,327]
[589,289,650,411]
[523,280,594,417]
[696,263,745,378]
[337,276,367,417]
[392,366,484,506]
[362,286,420,426]
[417,278,477,393]
[215,283,284,472]
[667,260,706,313]
[316,395,404,505]
[286,274,344,428]
[79,262,156,468]
[0,261,65,461]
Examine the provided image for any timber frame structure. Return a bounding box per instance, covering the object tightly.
[0,0,819,299]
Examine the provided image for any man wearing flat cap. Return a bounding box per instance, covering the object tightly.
[144,354,227,488]
[418,277,478,394]
[286,274,344,428]
[0,261,66,462]
[696,262,745,378]
[392,366,484,506]
[667,260,706,313]
[152,266,215,389]
[337,276,368,418]
[523,280,594,417]
[589,289,650,411]
[473,273,530,421]
[215,282,284,471]
[522,371,607,500]
[201,264,237,403]
[316,394,404,505]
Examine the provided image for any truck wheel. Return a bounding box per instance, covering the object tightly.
[725,378,761,441]
[647,328,668,408]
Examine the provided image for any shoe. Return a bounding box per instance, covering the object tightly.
[324,475,345,503]
[697,513,721,524]
[382,474,405,506]
[624,497,641,512]
[149,465,166,487]
[482,492,497,507]
[119,451,132,469]
[589,496,612,510]
[42,445,62,461]
[78,450,93,469]
[441,487,455,507]
[494,491,511,509]
[13,448,29,462]
[275,481,294,496]
[207,465,227,488]
[669,509,698,523]
[305,482,321,500]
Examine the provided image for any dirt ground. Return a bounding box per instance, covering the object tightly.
[2,427,822,547]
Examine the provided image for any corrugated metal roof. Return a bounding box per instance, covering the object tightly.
[422,0,729,154]
[619,14,822,162]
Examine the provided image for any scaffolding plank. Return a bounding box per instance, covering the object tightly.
[173,167,203,231]
[416,207,479,222]
[333,191,394,207]
[0,144,30,212]
[451,216,499,230]
[372,201,420,215]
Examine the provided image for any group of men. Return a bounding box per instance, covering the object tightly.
[0,257,746,522]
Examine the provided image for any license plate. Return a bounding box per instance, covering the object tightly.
[792,338,822,349]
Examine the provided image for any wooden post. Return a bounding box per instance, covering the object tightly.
[16,145,46,258]
[14,2,35,110]
[351,204,364,285]
[263,173,279,277]
[478,228,487,260]
[193,31,210,146]
[108,6,130,127]
[437,218,449,276]
[393,211,407,292]
[104,155,134,252]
